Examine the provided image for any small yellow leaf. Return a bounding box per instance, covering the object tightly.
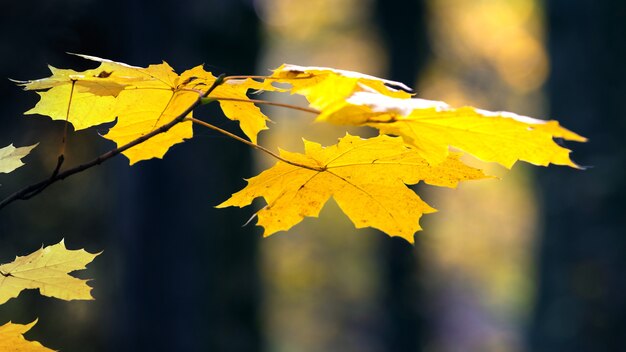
[218,134,489,243]
[210,78,274,144]
[0,143,37,174]
[0,320,54,352]
[0,240,99,304]
[321,91,586,168]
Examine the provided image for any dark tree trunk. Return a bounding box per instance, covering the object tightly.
[112,1,263,351]
[0,1,262,351]
[374,0,431,350]
[531,1,626,351]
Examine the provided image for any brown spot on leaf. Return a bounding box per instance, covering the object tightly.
[95,71,112,78]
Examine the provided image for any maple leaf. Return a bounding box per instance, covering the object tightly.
[0,320,54,352]
[209,78,276,144]
[317,91,586,168]
[65,55,208,164]
[18,55,279,164]
[0,240,99,304]
[15,65,124,131]
[218,134,489,243]
[0,143,37,174]
[270,64,413,112]
[17,55,205,164]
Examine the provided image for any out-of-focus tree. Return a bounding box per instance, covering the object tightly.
[0,1,262,351]
[532,1,626,351]
[374,0,430,350]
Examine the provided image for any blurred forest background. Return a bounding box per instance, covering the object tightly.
[0,0,624,351]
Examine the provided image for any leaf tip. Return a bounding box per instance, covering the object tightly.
[570,160,590,170]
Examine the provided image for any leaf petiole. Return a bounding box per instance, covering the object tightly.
[200,97,217,105]
[208,97,320,114]
[186,117,324,172]
[223,74,314,82]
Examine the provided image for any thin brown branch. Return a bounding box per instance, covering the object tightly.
[60,79,76,155]
[187,117,324,172]
[211,96,320,115]
[223,75,272,81]
[51,155,65,178]
[0,74,226,210]
[223,74,314,81]
[17,155,66,201]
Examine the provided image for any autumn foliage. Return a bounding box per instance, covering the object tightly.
[0,55,584,349]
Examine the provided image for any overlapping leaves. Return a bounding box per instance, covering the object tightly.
[270,65,585,169]
[0,240,99,350]
[16,58,585,241]
[216,65,583,239]
[16,55,271,164]
[4,52,587,352]
[324,91,586,168]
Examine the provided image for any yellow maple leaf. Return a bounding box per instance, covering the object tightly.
[16,64,123,131]
[218,134,489,243]
[0,320,54,352]
[210,78,276,144]
[318,91,586,168]
[75,55,208,164]
[0,143,37,174]
[0,240,99,304]
[17,55,215,164]
[270,64,413,112]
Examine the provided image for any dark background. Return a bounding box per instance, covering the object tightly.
[0,0,624,351]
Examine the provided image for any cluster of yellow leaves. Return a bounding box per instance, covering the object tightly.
[0,240,99,350]
[17,54,271,164]
[6,56,583,351]
[17,57,584,242]
[218,64,584,241]
[270,65,586,168]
